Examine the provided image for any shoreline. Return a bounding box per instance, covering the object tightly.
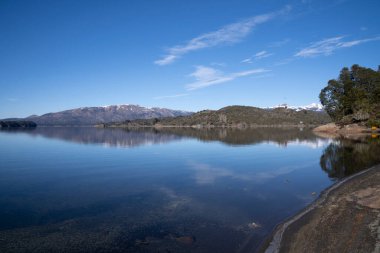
[258,164,380,253]
[99,124,320,129]
[313,123,379,138]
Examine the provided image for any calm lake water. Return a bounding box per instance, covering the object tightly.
[0,127,379,253]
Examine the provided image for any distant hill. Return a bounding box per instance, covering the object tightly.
[3,105,192,126]
[104,105,332,127]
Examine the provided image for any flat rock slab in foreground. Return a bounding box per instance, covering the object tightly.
[263,165,380,253]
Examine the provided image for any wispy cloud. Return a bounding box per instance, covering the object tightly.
[250,73,274,79]
[188,161,237,185]
[295,36,380,57]
[255,50,273,59]
[187,160,317,185]
[185,66,270,91]
[241,58,253,64]
[241,50,273,64]
[268,38,290,47]
[153,93,189,100]
[154,6,291,66]
[210,62,227,67]
[274,57,294,66]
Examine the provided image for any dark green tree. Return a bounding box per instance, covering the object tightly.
[319,64,380,126]
[319,79,344,121]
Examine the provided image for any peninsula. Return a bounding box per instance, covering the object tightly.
[0,121,37,128]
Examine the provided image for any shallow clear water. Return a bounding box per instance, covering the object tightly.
[0,127,379,252]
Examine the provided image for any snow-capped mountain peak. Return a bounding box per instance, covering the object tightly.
[270,103,324,112]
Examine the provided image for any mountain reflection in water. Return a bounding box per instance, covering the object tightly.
[0,127,379,253]
[3,127,327,147]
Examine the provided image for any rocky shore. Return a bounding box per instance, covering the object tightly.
[260,164,380,253]
[313,123,379,139]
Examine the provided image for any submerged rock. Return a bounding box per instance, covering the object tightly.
[175,236,195,245]
[248,222,261,229]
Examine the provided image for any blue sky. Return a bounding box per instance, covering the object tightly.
[1,0,379,118]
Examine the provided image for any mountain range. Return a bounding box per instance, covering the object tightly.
[105,105,331,128]
[2,103,329,127]
[3,105,192,126]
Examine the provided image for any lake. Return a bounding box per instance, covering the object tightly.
[0,127,379,253]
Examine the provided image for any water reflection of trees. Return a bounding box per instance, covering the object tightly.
[153,127,321,146]
[320,137,380,179]
[0,127,324,147]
